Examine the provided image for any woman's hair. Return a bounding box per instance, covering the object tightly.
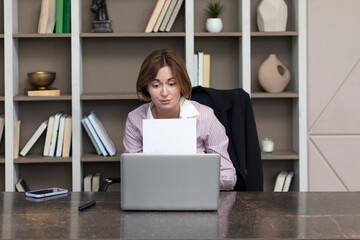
[136,49,192,101]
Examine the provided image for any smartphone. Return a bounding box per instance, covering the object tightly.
[25,187,68,198]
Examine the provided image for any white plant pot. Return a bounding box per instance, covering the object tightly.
[206,18,223,33]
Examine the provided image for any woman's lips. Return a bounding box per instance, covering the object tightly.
[160,100,170,104]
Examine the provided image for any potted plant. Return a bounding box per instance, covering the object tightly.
[205,0,224,33]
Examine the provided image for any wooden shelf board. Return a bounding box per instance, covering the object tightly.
[14,155,72,163]
[251,91,299,98]
[13,33,71,38]
[80,32,186,38]
[251,31,298,37]
[81,153,121,162]
[14,93,72,101]
[195,32,242,37]
[81,93,138,100]
[261,150,299,160]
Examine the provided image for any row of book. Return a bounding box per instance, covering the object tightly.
[38,0,71,34]
[193,52,211,87]
[145,0,184,33]
[17,113,72,158]
[82,112,117,157]
[273,171,294,192]
[84,173,102,192]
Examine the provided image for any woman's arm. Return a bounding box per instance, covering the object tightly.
[203,111,237,190]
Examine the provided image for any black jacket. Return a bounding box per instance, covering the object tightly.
[191,86,263,191]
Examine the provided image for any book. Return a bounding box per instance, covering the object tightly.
[198,52,204,86]
[43,115,55,156]
[0,115,4,145]
[164,0,184,32]
[193,53,198,87]
[92,173,102,192]
[46,0,56,33]
[14,121,21,159]
[82,116,108,156]
[15,178,30,192]
[26,89,60,96]
[63,0,71,33]
[282,171,294,192]
[38,0,50,33]
[62,116,72,157]
[56,114,68,157]
[55,0,64,33]
[145,0,166,33]
[87,112,116,156]
[203,54,211,88]
[20,120,48,157]
[159,0,177,32]
[84,174,93,192]
[273,171,288,192]
[153,0,172,32]
[49,113,63,157]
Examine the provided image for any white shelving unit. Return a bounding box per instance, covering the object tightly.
[3,0,307,192]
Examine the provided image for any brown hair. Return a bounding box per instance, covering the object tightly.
[136,49,192,101]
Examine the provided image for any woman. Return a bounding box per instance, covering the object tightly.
[123,49,236,190]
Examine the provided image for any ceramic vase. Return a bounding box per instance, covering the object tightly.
[257,0,288,32]
[258,54,290,93]
[206,18,223,33]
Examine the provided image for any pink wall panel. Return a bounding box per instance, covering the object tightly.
[308,0,360,191]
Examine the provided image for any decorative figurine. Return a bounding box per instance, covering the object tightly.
[90,0,113,33]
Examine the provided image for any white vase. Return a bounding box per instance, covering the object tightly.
[206,18,223,33]
[257,0,288,32]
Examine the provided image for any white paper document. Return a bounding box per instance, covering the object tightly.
[143,118,197,154]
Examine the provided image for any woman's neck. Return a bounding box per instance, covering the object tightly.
[152,105,180,119]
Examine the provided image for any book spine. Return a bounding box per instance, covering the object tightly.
[62,116,72,157]
[87,112,116,156]
[20,120,48,157]
[49,113,62,157]
[164,0,183,32]
[56,115,67,157]
[63,0,71,33]
[83,117,108,156]
[43,116,55,156]
[55,0,64,33]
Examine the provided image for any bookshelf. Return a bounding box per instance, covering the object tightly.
[2,0,307,192]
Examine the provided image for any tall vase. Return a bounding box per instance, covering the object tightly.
[257,0,288,32]
[258,54,290,93]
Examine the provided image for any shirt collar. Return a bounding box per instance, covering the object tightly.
[147,98,200,119]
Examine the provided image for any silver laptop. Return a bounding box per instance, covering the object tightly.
[121,153,220,211]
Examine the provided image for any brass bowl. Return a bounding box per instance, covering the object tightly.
[28,72,56,90]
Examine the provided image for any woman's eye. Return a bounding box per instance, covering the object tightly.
[151,84,159,88]
[168,82,176,86]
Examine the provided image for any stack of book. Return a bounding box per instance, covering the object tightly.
[83,173,102,192]
[82,111,117,157]
[38,0,71,34]
[18,113,72,158]
[145,0,184,33]
[273,171,295,192]
[193,52,211,87]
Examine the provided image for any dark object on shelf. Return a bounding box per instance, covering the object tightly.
[191,86,263,191]
[99,177,120,192]
[90,0,113,33]
[15,178,30,192]
[28,72,56,90]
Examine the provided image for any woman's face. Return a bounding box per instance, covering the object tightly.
[147,66,181,116]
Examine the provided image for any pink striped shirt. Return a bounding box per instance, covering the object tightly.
[123,99,237,190]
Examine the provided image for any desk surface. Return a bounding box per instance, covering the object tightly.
[1,192,360,239]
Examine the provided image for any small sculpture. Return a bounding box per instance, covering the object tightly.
[90,0,113,33]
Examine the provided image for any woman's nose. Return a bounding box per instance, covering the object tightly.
[161,85,168,96]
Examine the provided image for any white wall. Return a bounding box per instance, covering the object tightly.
[308,0,360,191]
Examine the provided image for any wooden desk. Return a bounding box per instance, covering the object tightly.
[1,192,360,239]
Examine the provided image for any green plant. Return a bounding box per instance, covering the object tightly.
[206,0,224,18]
